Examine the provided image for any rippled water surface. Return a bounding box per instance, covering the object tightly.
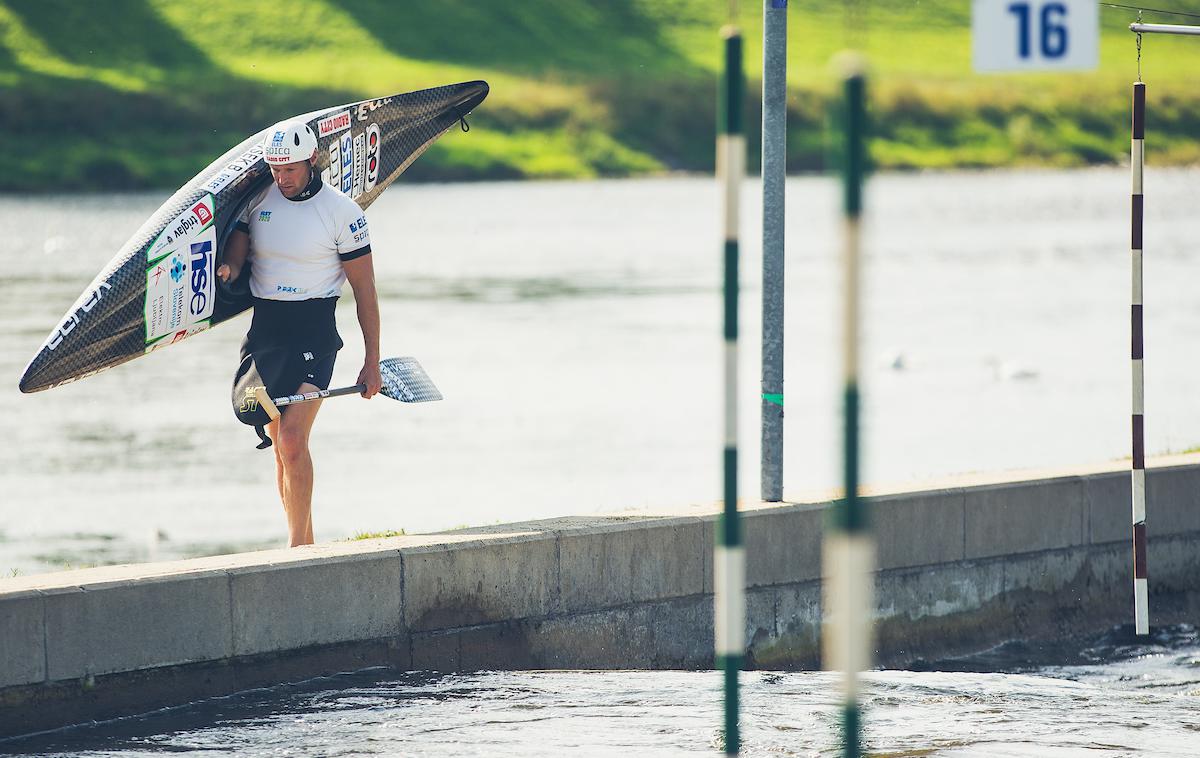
[3,169,1200,573]
[4,625,1198,756]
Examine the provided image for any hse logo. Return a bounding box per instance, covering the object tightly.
[258,211,272,223]
[189,240,213,317]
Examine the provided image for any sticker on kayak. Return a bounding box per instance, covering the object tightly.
[205,144,265,196]
[144,194,217,344]
[322,123,381,200]
[352,131,366,198]
[317,110,351,138]
[364,123,381,192]
[146,195,216,264]
[339,131,353,194]
[145,322,210,355]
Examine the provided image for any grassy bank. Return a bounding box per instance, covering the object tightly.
[2,0,1200,190]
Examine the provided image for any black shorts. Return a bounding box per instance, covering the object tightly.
[247,296,342,356]
[231,297,343,429]
[245,347,338,392]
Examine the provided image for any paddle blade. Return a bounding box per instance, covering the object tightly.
[379,357,442,403]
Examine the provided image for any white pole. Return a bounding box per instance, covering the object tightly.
[1129,22,1200,36]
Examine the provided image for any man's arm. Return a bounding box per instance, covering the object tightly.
[343,254,383,398]
[216,229,250,283]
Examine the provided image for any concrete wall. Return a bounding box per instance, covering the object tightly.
[2,458,1199,736]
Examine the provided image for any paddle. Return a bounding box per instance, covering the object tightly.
[254,356,442,421]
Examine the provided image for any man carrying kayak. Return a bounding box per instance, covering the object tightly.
[217,120,382,547]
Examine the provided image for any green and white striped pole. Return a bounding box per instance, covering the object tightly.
[715,23,745,757]
[823,53,874,758]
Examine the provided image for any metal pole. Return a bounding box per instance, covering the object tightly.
[1130,81,1149,636]
[1130,22,1200,36]
[824,53,874,758]
[761,0,787,502]
[715,23,746,757]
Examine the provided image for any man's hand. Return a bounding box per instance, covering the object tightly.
[358,360,383,399]
[216,263,239,283]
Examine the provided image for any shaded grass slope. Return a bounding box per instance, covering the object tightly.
[2,0,1200,190]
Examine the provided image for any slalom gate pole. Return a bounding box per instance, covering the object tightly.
[761,0,787,502]
[715,22,746,757]
[1130,81,1149,636]
[824,54,874,758]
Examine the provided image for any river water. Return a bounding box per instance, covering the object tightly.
[3,169,1200,573]
[4,172,1200,753]
[2,623,1197,756]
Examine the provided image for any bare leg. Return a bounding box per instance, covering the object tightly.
[270,382,323,547]
[269,417,293,547]
[268,417,285,506]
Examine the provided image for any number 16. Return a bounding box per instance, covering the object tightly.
[1008,2,1069,59]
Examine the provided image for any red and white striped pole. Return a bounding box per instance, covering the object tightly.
[1130,80,1149,636]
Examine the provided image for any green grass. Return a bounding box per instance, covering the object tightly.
[347,529,407,541]
[3,0,1200,189]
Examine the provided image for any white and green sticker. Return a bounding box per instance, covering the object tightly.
[144,194,217,348]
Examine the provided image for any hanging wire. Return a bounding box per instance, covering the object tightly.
[1136,10,1143,81]
[1102,2,1200,21]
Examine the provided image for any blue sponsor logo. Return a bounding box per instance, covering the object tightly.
[258,210,272,222]
[169,256,185,283]
[189,240,212,316]
[276,285,307,294]
[349,216,367,233]
[271,130,286,145]
[340,133,353,193]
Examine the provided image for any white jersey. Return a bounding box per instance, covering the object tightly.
[237,179,371,301]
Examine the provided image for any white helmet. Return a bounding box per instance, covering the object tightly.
[263,120,318,165]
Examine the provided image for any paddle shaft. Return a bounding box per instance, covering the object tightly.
[272,383,367,409]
